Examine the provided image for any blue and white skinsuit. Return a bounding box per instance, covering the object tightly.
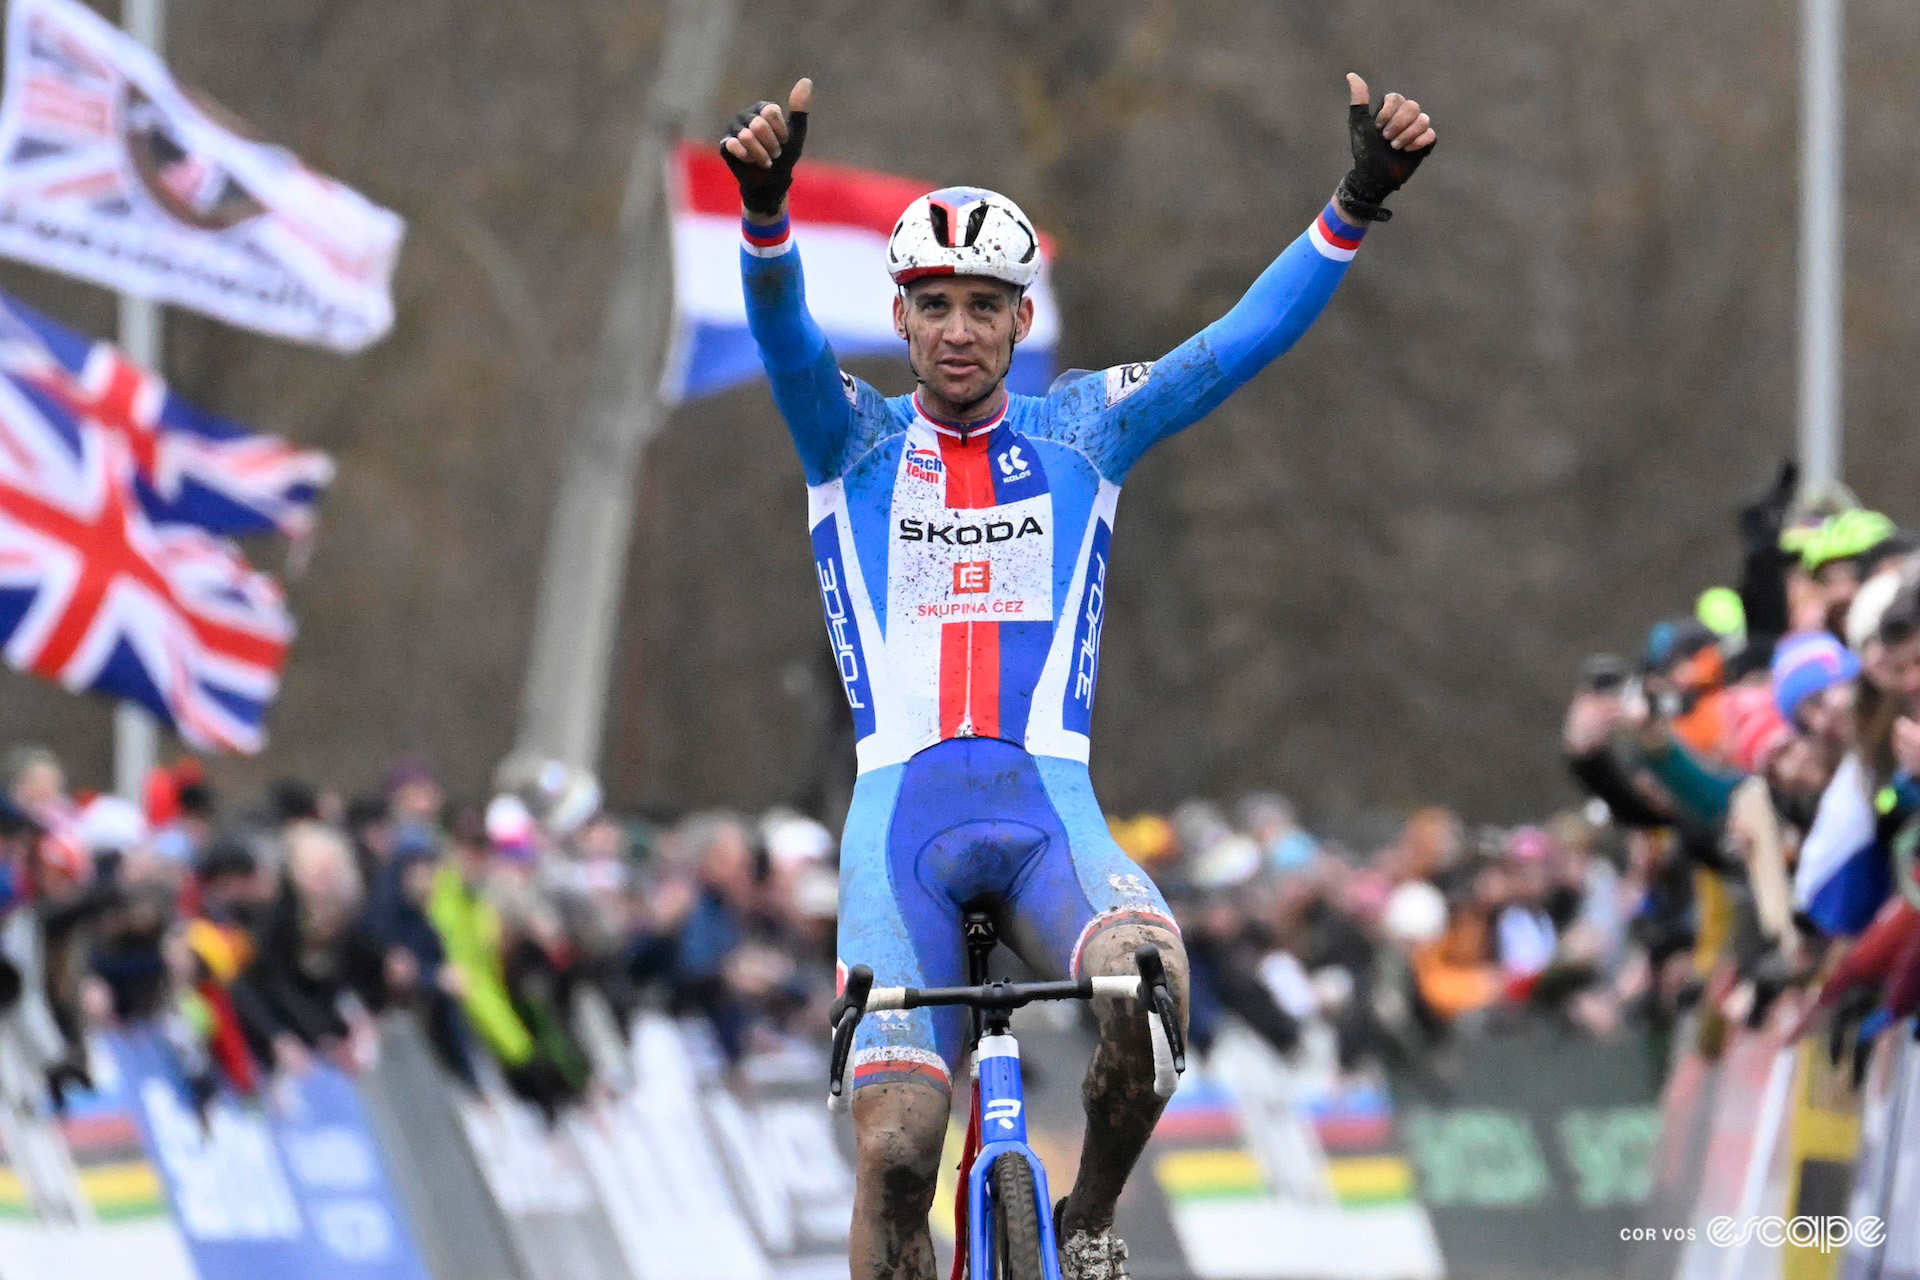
[741,198,1369,1092]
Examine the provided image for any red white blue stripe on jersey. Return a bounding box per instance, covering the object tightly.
[1308,202,1368,262]
[668,142,1060,401]
[740,213,792,257]
[919,406,1054,745]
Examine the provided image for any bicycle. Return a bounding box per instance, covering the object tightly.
[828,909,1186,1280]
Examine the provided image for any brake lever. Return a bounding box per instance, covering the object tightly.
[1134,944,1186,1074]
[829,965,874,1107]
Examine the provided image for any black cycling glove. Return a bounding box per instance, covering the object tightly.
[720,101,809,218]
[1337,101,1434,223]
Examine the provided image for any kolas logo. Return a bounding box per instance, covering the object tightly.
[996,443,1031,483]
[905,447,944,484]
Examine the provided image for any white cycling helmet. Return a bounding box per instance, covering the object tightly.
[887,186,1041,290]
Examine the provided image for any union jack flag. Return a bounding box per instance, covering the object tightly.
[0,291,334,538]
[0,377,291,753]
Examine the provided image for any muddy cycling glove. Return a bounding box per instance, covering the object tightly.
[1337,101,1434,223]
[721,102,809,217]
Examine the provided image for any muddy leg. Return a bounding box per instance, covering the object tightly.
[1058,922,1189,1236]
[850,1078,951,1280]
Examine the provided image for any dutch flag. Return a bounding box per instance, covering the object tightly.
[665,143,1060,402]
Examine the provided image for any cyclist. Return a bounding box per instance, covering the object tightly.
[723,74,1435,1280]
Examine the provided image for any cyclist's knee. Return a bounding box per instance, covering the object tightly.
[852,1080,949,1194]
[1081,921,1189,1018]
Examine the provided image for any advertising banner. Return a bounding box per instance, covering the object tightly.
[0,0,404,350]
[105,1027,431,1280]
[455,1090,633,1280]
[0,1026,194,1280]
[1390,1018,1663,1279]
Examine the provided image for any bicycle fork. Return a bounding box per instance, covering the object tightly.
[960,910,1061,1280]
[968,1028,1061,1280]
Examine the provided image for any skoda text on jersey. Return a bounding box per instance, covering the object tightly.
[741,200,1366,1087]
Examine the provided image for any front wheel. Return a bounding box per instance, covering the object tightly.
[990,1152,1047,1280]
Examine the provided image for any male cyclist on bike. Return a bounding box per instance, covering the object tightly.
[724,74,1435,1280]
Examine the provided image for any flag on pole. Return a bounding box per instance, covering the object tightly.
[665,142,1060,402]
[0,0,405,351]
[0,290,332,537]
[0,372,291,753]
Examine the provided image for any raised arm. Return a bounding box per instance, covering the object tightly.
[726,78,853,485]
[1075,75,1435,481]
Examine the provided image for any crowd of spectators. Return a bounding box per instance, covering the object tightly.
[0,739,1648,1124]
[11,462,1903,1117]
[0,750,843,1119]
[1555,461,1920,1082]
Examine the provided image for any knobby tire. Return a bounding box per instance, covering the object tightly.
[990,1152,1046,1280]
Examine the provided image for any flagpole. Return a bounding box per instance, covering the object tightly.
[1798,0,1844,492]
[113,0,165,803]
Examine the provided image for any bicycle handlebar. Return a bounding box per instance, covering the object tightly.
[827,946,1185,1107]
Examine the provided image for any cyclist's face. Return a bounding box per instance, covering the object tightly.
[895,278,1034,410]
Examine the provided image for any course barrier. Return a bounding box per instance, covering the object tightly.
[1629,999,1920,1280]
[7,1005,1859,1280]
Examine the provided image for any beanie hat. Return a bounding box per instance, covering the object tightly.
[1771,631,1861,723]
[1725,684,1793,773]
[1847,569,1905,652]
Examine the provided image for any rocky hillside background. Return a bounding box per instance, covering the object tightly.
[6,0,1920,835]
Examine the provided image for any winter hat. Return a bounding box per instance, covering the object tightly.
[1504,826,1553,862]
[1384,880,1448,945]
[1771,631,1861,723]
[1847,569,1905,652]
[485,794,538,861]
[75,795,148,855]
[1725,684,1794,774]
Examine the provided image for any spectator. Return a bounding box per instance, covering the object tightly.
[429,807,575,1117]
[1494,828,1558,983]
[230,822,385,1076]
[384,755,445,851]
[654,811,780,1062]
[365,834,479,1091]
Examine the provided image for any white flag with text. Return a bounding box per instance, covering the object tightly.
[0,0,404,350]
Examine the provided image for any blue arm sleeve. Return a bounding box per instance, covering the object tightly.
[742,236,854,485]
[1066,209,1358,481]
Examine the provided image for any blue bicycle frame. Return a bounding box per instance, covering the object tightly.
[826,933,1183,1280]
[968,1030,1061,1280]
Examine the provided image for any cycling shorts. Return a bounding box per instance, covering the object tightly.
[836,736,1177,1093]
